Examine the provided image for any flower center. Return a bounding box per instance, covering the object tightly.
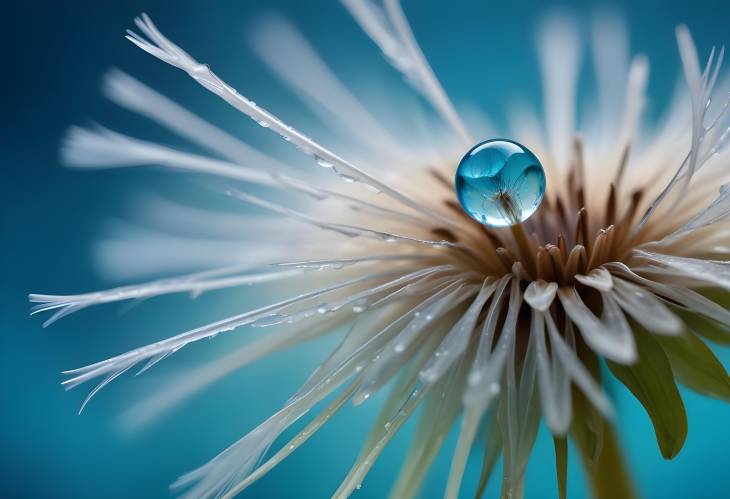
[436,139,648,286]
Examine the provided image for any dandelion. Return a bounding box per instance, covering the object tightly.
[30,2,730,498]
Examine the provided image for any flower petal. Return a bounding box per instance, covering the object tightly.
[634,250,730,291]
[532,310,572,435]
[558,287,637,364]
[658,183,730,243]
[382,350,470,499]
[418,279,498,384]
[611,278,683,336]
[606,262,730,327]
[524,279,558,311]
[575,267,614,292]
[351,283,474,404]
[544,314,615,420]
[537,13,581,169]
[342,0,472,143]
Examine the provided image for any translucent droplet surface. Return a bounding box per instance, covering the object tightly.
[455,139,546,227]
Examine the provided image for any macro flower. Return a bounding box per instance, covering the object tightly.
[30,1,730,498]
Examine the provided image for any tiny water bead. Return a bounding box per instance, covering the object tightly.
[454,139,546,227]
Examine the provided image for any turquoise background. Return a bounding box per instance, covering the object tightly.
[2,0,730,497]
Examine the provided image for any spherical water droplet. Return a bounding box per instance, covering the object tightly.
[455,139,546,227]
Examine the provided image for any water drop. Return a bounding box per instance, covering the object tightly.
[251,313,288,327]
[315,156,334,168]
[352,298,368,313]
[455,139,545,227]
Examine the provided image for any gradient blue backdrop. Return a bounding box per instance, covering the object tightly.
[2,1,730,498]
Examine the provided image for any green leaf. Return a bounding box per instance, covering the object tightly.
[658,331,730,401]
[673,306,730,345]
[553,437,567,499]
[608,327,687,459]
[700,288,730,307]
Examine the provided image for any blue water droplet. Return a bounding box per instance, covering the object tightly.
[455,139,546,227]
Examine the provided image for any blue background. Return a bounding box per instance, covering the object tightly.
[2,0,730,498]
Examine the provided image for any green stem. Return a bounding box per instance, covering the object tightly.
[554,437,568,499]
[571,346,637,499]
[581,423,636,499]
[571,389,636,499]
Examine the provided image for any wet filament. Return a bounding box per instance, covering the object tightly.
[493,190,522,226]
